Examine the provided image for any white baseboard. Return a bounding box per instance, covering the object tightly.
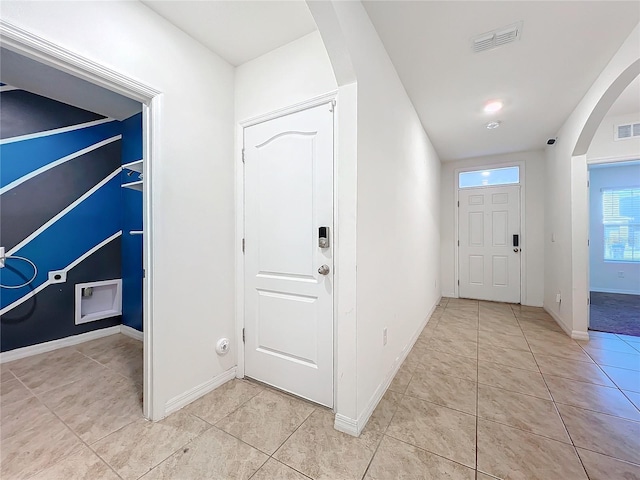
[334,414,359,436]
[0,324,144,363]
[165,367,237,416]
[120,325,143,341]
[543,305,589,341]
[571,330,590,341]
[0,325,121,363]
[591,288,640,296]
[334,301,439,437]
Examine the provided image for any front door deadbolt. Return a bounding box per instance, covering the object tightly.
[319,226,330,248]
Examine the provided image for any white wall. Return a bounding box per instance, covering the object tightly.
[322,1,441,428]
[545,24,640,338]
[1,1,236,418]
[589,164,640,295]
[440,150,546,306]
[235,31,337,121]
[587,112,640,161]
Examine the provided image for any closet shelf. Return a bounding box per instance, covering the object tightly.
[122,180,143,191]
[122,159,143,173]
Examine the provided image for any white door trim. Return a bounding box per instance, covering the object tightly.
[453,160,526,304]
[235,91,338,393]
[583,154,640,333]
[0,20,162,420]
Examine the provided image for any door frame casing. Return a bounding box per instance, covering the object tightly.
[235,91,338,406]
[585,153,640,330]
[453,160,526,304]
[0,20,161,419]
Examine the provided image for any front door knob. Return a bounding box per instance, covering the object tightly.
[318,265,330,275]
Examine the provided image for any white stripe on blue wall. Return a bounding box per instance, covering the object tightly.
[0,135,122,195]
[0,118,116,145]
[0,231,123,316]
[7,167,122,256]
[0,85,19,93]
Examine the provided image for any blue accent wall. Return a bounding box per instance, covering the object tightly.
[0,86,143,352]
[121,113,143,331]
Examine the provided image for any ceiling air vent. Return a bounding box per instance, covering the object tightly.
[472,22,523,53]
[615,122,640,140]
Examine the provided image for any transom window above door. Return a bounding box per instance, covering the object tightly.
[459,166,520,188]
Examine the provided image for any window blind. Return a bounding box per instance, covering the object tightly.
[602,187,640,262]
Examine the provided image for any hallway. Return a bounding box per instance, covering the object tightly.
[2,300,640,479]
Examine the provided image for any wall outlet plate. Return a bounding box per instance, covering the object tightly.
[48,270,67,284]
[383,327,388,346]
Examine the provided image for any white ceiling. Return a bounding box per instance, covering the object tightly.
[141,0,317,66]
[1,48,141,120]
[138,1,638,161]
[362,1,640,161]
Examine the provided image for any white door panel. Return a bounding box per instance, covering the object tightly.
[459,185,521,303]
[244,103,333,407]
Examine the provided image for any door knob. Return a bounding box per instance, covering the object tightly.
[513,248,520,253]
[318,264,330,275]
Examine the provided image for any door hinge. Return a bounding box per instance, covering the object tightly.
[457,240,460,247]
[242,328,245,343]
[329,99,336,112]
[587,180,590,188]
[457,201,460,207]
[242,238,245,253]
[143,269,146,279]
[587,239,590,247]
[457,280,460,285]
[241,148,245,163]
[587,297,590,305]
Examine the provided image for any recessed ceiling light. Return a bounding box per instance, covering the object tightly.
[486,121,501,129]
[481,171,490,176]
[484,100,503,113]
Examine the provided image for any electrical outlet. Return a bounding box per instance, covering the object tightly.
[0,246,5,268]
[618,271,625,278]
[383,327,388,346]
[48,270,67,284]
[556,293,561,303]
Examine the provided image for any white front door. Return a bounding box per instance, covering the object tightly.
[243,103,334,407]
[459,185,521,303]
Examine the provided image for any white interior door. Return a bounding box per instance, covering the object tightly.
[243,103,334,407]
[459,185,521,303]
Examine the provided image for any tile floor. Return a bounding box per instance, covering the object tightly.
[2,300,640,479]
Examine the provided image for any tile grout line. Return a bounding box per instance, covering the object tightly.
[360,313,437,479]
[573,337,640,415]
[383,430,479,474]
[516,313,591,480]
[74,341,144,385]
[264,407,319,479]
[475,302,480,479]
[190,379,265,428]
[212,384,317,479]
[126,421,219,480]
[366,307,483,478]
[6,336,145,480]
[360,313,439,479]
[4,376,92,480]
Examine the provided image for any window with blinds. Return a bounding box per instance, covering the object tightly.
[602,187,640,262]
